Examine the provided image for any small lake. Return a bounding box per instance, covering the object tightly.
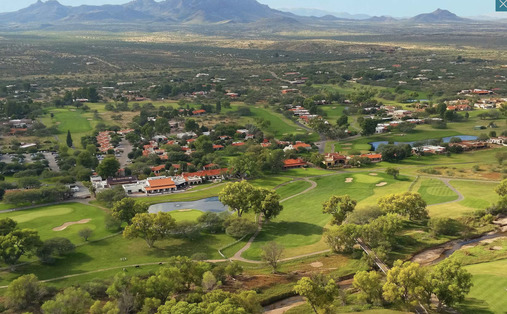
[369,135,478,151]
[148,197,228,214]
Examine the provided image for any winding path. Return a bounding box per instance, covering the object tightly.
[231,178,318,262]
[427,178,465,207]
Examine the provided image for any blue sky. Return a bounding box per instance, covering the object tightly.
[0,0,501,16]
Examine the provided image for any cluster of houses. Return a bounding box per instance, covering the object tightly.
[91,167,230,195]
[445,98,506,111]
[1,119,33,135]
[323,153,383,167]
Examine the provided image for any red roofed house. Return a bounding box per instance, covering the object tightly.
[145,177,177,194]
[232,142,245,147]
[323,153,347,167]
[360,153,383,163]
[192,109,206,116]
[213,144,224,150]
[283,158,308,170]
[150,165,166,176]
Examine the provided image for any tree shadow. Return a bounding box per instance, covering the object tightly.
[456,298,494,314]
[254,221,323,242]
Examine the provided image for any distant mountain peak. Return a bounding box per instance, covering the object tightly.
[410,8,466,23]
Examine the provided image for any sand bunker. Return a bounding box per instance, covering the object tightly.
[53,219,91,231]
[345,178,354,183]
[376,182,388,187]
[310,262,323,268]
[178,209,193,212]
[369,173,378,176]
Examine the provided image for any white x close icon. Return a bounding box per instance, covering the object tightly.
[501,0,507,8]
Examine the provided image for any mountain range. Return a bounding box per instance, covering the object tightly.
[0,0,482,26]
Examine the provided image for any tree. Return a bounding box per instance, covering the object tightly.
[0,217,17,236]
[97,157,120,178]
[386,167,400,179]
[90,300,119,314]
[261,241,284,273]
[184,119,199,132]
[202,271,220,292]
[293,275,340,314]
[77,151,98,168]
[37,237,75,263]
[361,118,378,136]
[219,181,257,217]
[337,115,348,127]
[223,216,257,238]
[429,259,472,308]
[361,214,402,248]
[6,274,47,311]
[0,229,42,268]
[78,228,94,241]
[322,195,357,225]
[230,153,261,178]
[123,212,176,248]
[496,152,507,166]
[96,185,126,208]
[495,179,507,197]
[353,271,384,305]
[428,217,460,236]
[324,223,360,253]
[112,198,149,224]
[256,189,283,220]
[42,287,93,314]
[378,192,428,220]
[383,260,430,306]
[66,130,73,148]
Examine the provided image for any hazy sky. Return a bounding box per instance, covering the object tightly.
[0,0,502,17]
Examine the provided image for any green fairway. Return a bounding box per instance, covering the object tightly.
[276,180,313,200]
[242,173,401,260]
[0,203,114,244]
[459,259,507,314]
[40,108,97,148]
[417,178,458,205]
[170,209,203,222]
[451,180,500,209]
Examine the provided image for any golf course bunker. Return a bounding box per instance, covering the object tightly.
[53,219,91,231]
[369,173,378,176]
[376,182,388,187]
[345,178,354,183]
[310,262,323,268]
[149,197,228,214]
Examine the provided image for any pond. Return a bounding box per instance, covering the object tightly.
[148,197,228,214]
[369,135,478,151]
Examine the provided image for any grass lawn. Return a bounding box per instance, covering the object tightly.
[281,168,333,177]
[276,181,313,200]
[170,209,203,222]
[417,178,458,205]
[458,259,507,314]
[0,203,114,244]
[242,173,401,260]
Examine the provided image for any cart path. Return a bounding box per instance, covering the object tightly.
[427,178,465,207]
[231,178,318,262]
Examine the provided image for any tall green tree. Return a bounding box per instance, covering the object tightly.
[256,189,283,220]
[322,195,357,225]
[0,229,42,268]
[429,259,473,308]
[66,130,73,148]
[353,271,384,305]
[294,275,340,314]
[112,198,149,224]
[324,223,360,253]
[378,192,428,221]
[386,167,400,179]
[41,287,93,314]
[97,157,121,178]
[383,260,430,306]
[218,181,257,217]
[123,212,176,248]
[5,274,47,311]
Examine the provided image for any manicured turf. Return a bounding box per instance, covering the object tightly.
[451,180,500,209]
[459,259,507,314]
[276,180,313,200]
[0,203,114,244]
[242,173,401,260]
[170,209,203,222]
[417,178,458,205]
[281,168,332,177]
[248,106,308,138]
